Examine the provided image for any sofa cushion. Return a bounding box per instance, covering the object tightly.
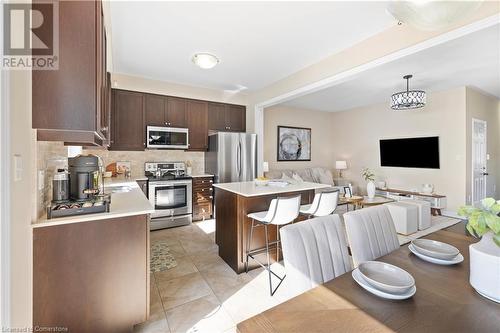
[310,167,334,185]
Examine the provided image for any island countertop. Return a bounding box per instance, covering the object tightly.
[33,178,154,228]
[213,181,330,197]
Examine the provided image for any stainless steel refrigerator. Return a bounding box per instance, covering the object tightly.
[205,132,257,183]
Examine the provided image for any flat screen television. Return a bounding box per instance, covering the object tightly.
[379,136,440,169]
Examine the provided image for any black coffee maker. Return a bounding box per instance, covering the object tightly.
[68,155,102,201]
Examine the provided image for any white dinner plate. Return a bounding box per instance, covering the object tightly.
[411,239,459,260]
[358,261,415,294]
[352,268,416,300]
[409,244,464,265]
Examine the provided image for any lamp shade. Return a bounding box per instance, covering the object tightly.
[335,161,347,170]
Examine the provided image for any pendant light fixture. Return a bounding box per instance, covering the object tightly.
[390,75,426,110]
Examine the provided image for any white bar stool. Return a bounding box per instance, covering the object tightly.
[299,190,339,218]
[246,195,301,296]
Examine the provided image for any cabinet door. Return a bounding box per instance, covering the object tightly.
[225,105,246,132]
[110,90,145,151]
[208,102,227,131]
[145,94,166,127]
[186,100,208,151]
[166,97,187,127]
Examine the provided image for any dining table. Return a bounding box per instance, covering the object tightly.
[237,223,500,332]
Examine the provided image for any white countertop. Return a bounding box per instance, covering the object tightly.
[191,174,214,178]
[33,178,154,228]
[213,181,330,197]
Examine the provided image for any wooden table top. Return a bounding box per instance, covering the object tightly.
[237,227,499,333]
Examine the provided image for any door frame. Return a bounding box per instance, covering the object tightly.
[471,118,487,206]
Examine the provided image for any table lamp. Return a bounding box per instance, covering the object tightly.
[335,160,347,178]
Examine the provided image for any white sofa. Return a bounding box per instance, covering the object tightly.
[266,167,345,192]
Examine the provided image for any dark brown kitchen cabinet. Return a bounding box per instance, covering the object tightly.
[32,0,110,146]
[110,90,145,151]
[186,101,209,151]
[145,94,187,128]
[192,176,214,221]
[166,97,187,127]
[145,94,166,127]
[208,103,246,132]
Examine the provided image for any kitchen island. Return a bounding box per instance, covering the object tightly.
[32,179,154,333]
[213,181,330,273]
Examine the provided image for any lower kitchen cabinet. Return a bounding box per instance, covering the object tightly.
[192,176,214,221]
[33,214,150,332]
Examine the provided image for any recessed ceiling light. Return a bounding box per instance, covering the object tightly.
[192,53,219,69]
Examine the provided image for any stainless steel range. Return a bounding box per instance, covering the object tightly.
[145,162,192,230]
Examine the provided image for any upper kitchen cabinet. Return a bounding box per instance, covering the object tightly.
[110,90,145,151]
[32,0,110,146]
[186,100,208,151]
[145,94,187,128]
[166,97,188,128]
[208,103,246,132]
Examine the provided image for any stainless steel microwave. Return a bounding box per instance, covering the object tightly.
[147,126,189,149]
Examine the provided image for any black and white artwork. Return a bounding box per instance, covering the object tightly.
[277,126,311,161]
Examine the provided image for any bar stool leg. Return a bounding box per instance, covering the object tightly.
[276,225,280,262]
[264,224,273,295]
[245,219,255,273]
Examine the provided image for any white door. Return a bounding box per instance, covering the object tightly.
[472,118,487,206]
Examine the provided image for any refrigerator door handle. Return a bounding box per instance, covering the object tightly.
[237,141,242,178]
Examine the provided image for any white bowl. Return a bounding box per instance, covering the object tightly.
[254,179,269,186]
[411,239,459,260]
[358,261,415,294]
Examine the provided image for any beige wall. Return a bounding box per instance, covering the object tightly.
[465,88,500,202]
[8,70,34,326]
[264,106,334,172]
[327,87,468,212]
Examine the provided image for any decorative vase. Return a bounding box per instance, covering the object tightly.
[366,181,376,199]
[469,232,500,303]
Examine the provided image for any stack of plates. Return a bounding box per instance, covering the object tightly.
[352,261,416,300]
[409,239,463,265]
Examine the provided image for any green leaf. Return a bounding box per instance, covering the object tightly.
[484,214,500,234]
[482,198,496,209]
[490,203,500,215]
[493,233,500,248]
[466,223,478,238]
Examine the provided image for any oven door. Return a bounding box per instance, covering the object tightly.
[149,180,192,219]
[147,126,189,149]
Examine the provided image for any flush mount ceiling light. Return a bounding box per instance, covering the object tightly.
[391,75,426,110]
[387,0,482,31]
[191,53,219,69]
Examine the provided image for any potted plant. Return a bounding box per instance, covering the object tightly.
[458,198,500,303]
[361,168,376,199]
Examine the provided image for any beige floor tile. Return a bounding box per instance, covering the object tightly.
[189,251,227,272]
[179,238,218,255]
[155,256,198,282]
[166,294,235,333]
[200,264,252,302]
[134,317,170,333]
[158,272,213,311]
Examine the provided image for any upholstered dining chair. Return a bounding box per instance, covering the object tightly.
[279,214,352,295]
[344,205,400,266]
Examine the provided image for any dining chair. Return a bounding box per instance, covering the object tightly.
[279,214,352,295]
[299,190,339,218]
[344,205,399,266]
[246,195,301,296]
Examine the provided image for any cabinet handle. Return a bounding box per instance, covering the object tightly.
[202,189,205,192]
[228,126,231,130]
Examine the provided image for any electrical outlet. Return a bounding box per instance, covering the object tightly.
[38,170,45,190]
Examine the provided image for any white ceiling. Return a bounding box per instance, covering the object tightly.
[109,1,396,92]
[283,24,500,112]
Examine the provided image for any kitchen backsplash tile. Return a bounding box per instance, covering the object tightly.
[81,149,205,177]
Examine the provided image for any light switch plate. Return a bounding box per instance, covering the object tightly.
[13,154,22,182]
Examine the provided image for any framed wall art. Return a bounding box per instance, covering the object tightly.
[277,126,311,161]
